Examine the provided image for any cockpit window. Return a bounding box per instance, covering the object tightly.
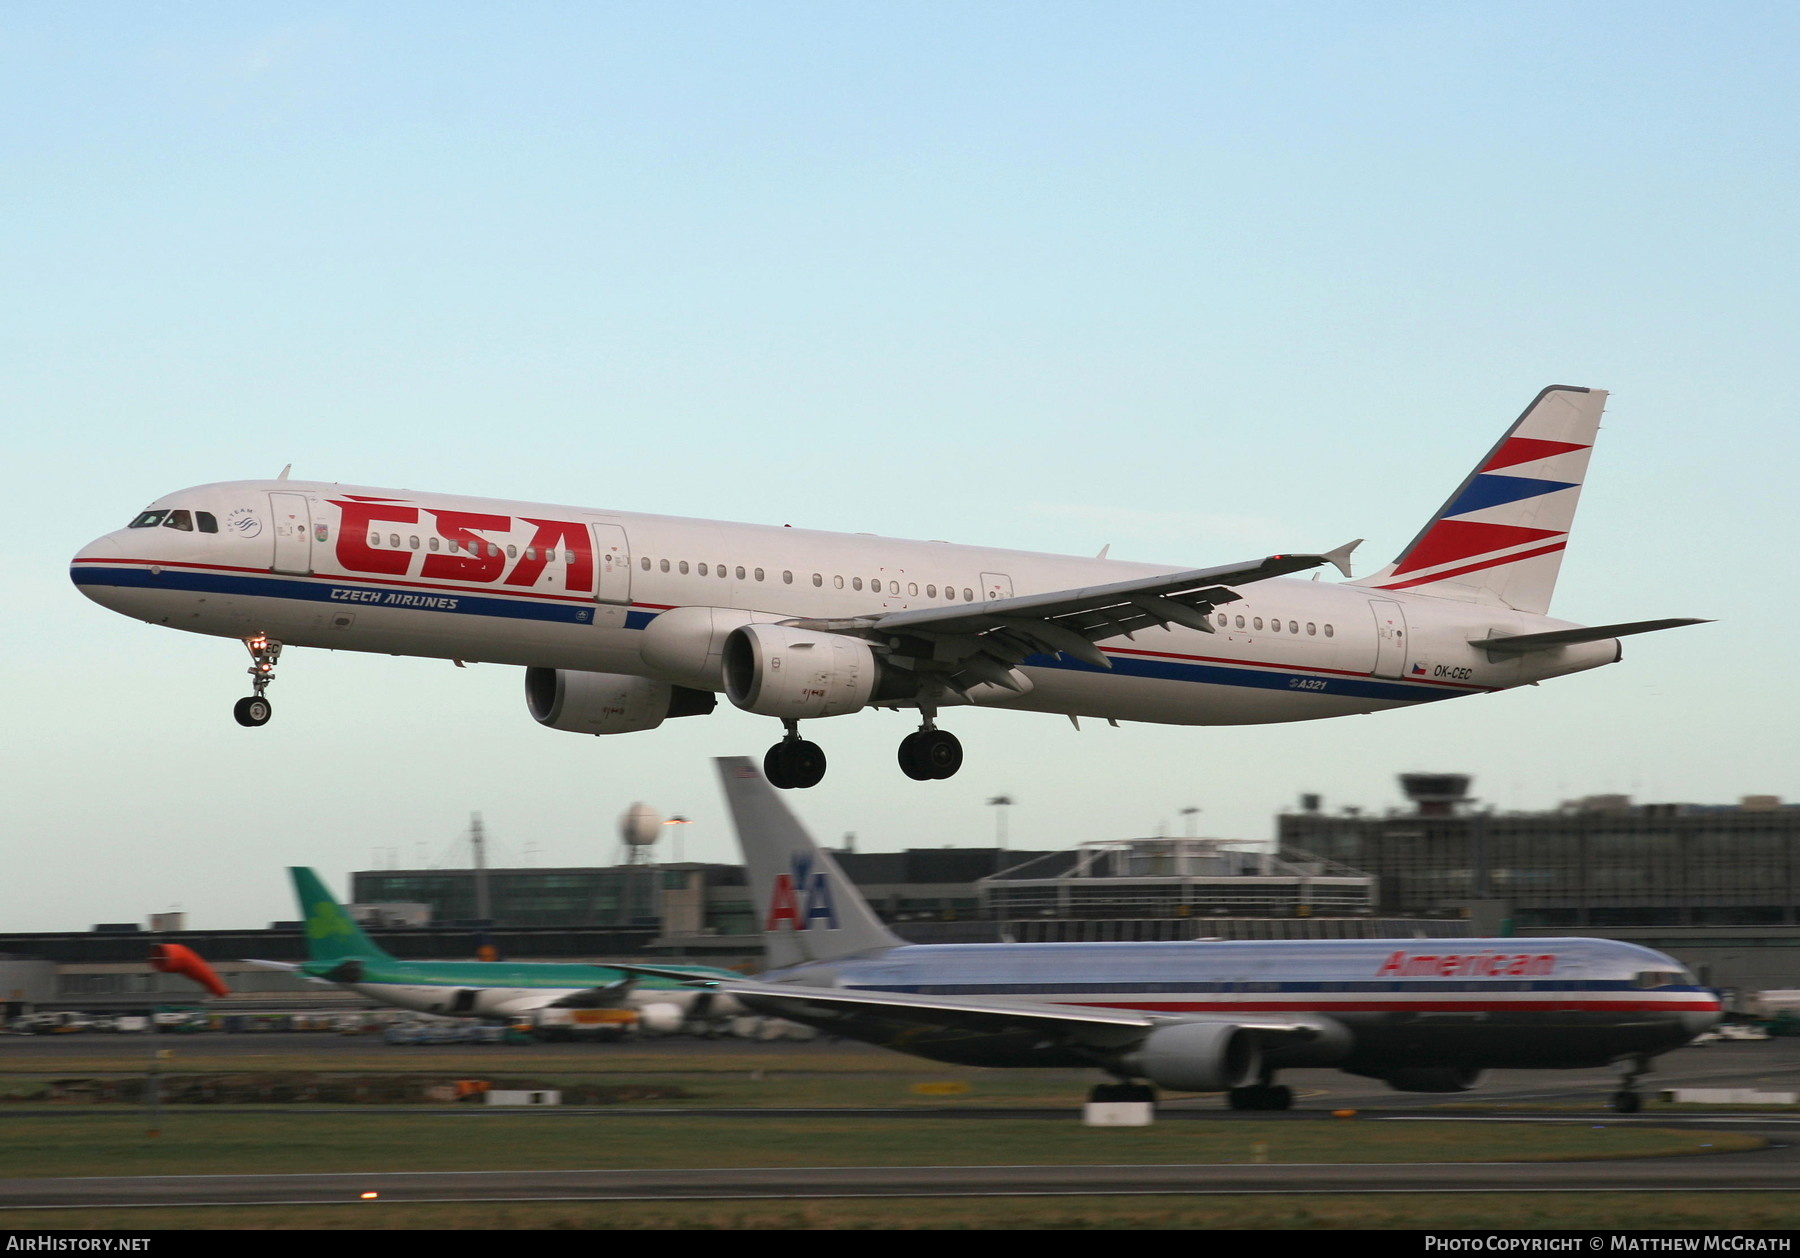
[129,510,169,529]
[162,510,194,532]
[1633,970,1686,989]
[196,512,218,533]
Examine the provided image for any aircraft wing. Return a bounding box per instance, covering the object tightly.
[617,972,1320,1053]
[784,542,1360,695]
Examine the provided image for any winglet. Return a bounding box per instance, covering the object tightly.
[1323,539,1362,579]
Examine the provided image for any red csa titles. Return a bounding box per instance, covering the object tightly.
[330,497,594,594]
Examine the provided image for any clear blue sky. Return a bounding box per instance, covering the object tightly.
[6,2,1795,931]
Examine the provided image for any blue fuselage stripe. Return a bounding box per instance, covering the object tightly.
[73,564,1461,704]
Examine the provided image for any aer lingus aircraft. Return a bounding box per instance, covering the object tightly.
[615,758,1721,1113]
[72,386,1702,787]
[258,867,742,1024]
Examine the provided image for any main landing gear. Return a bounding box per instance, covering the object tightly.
[1610,1055,1650,1113]
[763,721,827,791]
[897,697,963,781]
[233,634,282,728]
[1090,1081,1157,1104]
[898,727,962,781]
[1228,1082,1294,1111]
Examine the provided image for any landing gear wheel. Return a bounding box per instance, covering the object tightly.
[898,728,962,780]
[233,696,272,727]
[1610,1090,1642,1114]
[765,739,827,790]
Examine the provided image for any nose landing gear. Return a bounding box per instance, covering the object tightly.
[233,635,282,727]
[763,721,826,790]
[1610,1055,1650,1113]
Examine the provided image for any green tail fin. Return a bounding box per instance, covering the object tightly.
[290,867,393,963]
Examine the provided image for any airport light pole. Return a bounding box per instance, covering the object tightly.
[988,796,1014,850]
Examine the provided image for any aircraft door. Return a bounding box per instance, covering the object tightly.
[1369,599,1409,679]
[590,522,632,605]
[980,572,1014,603]
[268,493,313,575]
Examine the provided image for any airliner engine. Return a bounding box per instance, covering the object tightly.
[721,625,880,720]
[1122,1021,1262,1092]
[525,667,715,735]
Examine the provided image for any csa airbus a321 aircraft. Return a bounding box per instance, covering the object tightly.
[72,386,1701,787]
[614,758,1720,1112]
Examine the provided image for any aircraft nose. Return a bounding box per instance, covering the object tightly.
[70,530,133,608]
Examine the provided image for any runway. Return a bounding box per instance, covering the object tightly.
[2,1133,1798,1209]
[0,1034,1793,1208]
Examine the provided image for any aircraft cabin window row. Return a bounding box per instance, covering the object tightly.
[364,533,574,563]
[128,509,218,533]
[634,557,979,602]
[1218,612,1333,638]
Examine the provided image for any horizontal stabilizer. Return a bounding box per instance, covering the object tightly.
[1474,618,1709,655]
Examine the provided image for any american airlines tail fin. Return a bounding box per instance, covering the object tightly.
[1353,386,1605,615]
[715,757,904,970]
[290,867,395,965]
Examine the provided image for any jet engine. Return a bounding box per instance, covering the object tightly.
[1122,1021,1262,1092]
[721,624,880,720]
[1379,1066,1485,1093]
[525,667,716,735]
[635,1002,687,1035]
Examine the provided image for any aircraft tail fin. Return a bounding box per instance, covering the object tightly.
[1353,386,1606,616]
[289,867,394,965]
[714,757,904,970]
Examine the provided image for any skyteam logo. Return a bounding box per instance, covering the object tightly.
[764,854,838,931]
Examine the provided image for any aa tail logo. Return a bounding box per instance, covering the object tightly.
[764,854,839,931]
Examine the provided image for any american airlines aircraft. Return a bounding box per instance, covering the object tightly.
[618,758,1721,1112]
[71,386,1701,787]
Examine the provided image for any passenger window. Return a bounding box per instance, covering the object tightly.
[908,583,917,596]
[1324,624,1334,638]
[196,511,218,533]
[852,577,863,591]
[1216,614,1227,627]
[506,544,517,559]
[660,559,670,572]
[1269,619,1279,633]
[369,532,381,547]
[679,561,689,574]
[1307,622,1316,636]
[834,575,843,589]
[736,566,746,580]
[129,510,169,529]
[410,536,421,550]
[888,581,898,594]
[1289,621,1298,635]
[754,568,764,581]
[1235,615,1245,628]
[963,588,973,601]
[698,563,709,576]
[926,585,936,598]
[163,510,193,531]
[641,557,651,570]
[1253,617,1263,630]
[430,537,441,552]
[718,565,727,579]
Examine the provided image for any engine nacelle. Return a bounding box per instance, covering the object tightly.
[1379,1066,1486,1093]
[639,605,784,690]
[1122,1021,1261,1093]
[722,624,880,720]
[525,668,715,735]
[634,1002,687,1035]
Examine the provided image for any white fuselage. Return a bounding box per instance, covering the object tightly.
[71,479,1619,726]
